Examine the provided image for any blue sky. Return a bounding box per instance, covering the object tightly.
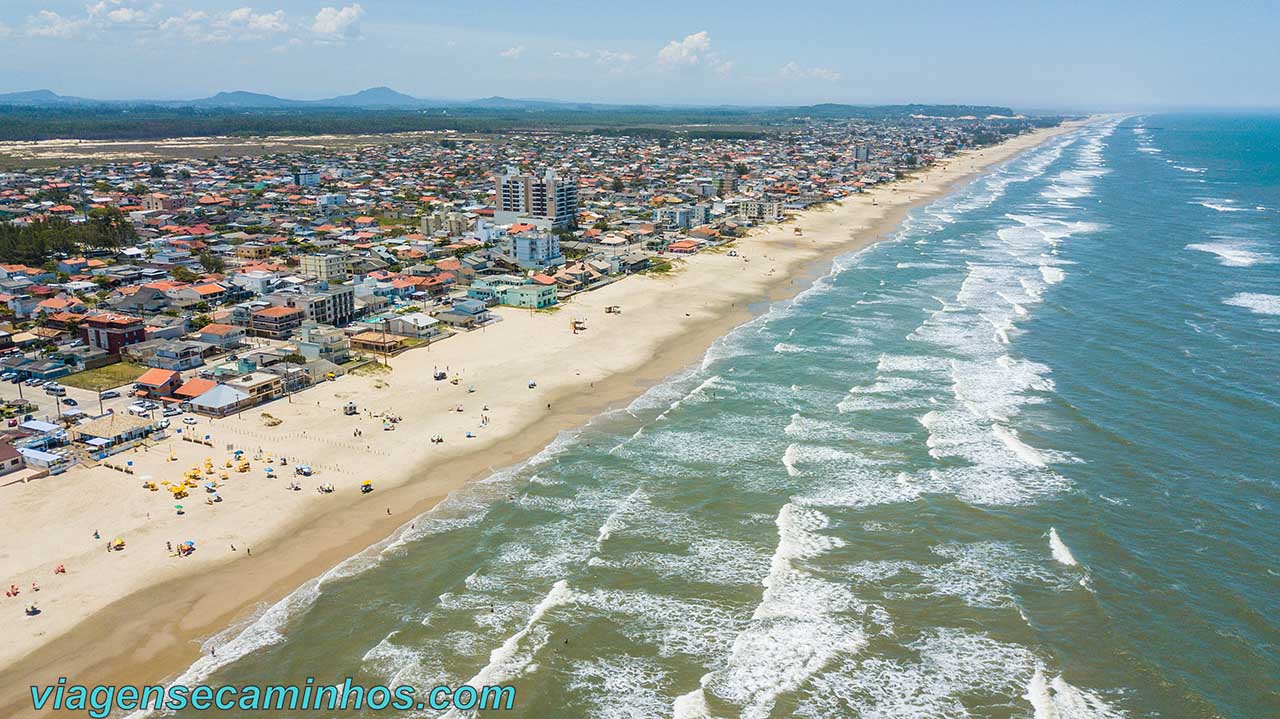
[1,0,1277,109]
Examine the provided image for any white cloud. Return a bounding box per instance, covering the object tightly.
[26,10,87,38]
[311,3,363,40]
[499,45,525,59]
[157,9,226,43]
[86,0,148,24]
[595,49,635,69]
[779,61,842,82]
[552,48,635,72]
[657,30,711,68]
[224,7,289,35]
[712,58,734,75]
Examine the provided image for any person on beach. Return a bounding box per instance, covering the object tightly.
[93,530,99,539]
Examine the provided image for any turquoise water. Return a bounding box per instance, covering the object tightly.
[166,116,1279,718]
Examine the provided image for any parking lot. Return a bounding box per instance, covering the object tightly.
[0,375,162,425]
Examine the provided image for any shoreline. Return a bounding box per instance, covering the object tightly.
[0,121,1082,716]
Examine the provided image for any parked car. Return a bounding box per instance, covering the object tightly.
[98,390,120,400]
[61,398,77,406]
[163,406,182,417]
[45,386,66,397]
[182,416,198,425]
[0,372,16,381]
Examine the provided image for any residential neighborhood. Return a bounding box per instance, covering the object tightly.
[0,115,1020,478]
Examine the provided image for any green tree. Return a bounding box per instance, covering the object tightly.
[198,251,226,273]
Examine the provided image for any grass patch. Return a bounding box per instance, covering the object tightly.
[60,361,149,391]
[642,258,684,277]
[351,361,392,376]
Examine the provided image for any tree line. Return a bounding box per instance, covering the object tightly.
[0,207,136,266]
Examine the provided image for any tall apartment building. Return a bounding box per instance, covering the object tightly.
[420,211,471,237]
[737,199,786,224]
[267,284,356,328]
[494,167,578,228]
[299,253,351,282]
[715,171,738,197]
[504,230,564,270]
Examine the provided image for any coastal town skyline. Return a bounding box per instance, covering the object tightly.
[2,1,1278,109]
[1,3,1276,716]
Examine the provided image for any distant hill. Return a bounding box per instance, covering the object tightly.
[189,90,307,108]
[322,86,432,108]
[0,90,1017,120]
[0,89,104,106]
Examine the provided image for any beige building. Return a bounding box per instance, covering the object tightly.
[299,253,351,282]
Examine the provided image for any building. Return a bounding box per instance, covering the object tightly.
[225,371,285,405]
[190,384,253,417]
[293,170,321,186]
[150,340,205,371]
[432,298,493,329]
[299,253,351,282]
[653,205,692,229]
[0,440,25,477]
[495,167,578,227]
[249,306,304,339]
[134,368,183,398]
[272,284,356,327]
[349,330,409,355]
[504,229,564,270]
[502,284,557,309]
[81,313,146,355]
[387,312,443,340]
[737,199,785,223]
[196,323,246,350]
[72,413,166,460]
[420,211,470,236]
[296,322,351,364]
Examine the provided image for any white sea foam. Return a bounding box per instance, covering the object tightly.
[1224,292,1280,315]
[1192,199,1248,212]
[596,487,644,548]
[1049,527,1079,566]
[993,424,1048,467]
[444,579,577,718]
[1040,266,1066,284]
[1187,240,1272,267]
[569,656,672,719]
[773,342,809,353]
[690,504,862,719]
[795,628,1047,719]
[1025,668,1127,718]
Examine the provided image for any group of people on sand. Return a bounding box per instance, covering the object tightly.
[7,582,38,597]
[9,580,41,616]
[11,564,64,616]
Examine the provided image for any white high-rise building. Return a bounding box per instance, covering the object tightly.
[494,167,578,228]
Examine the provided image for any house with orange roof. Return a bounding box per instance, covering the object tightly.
[133,368,182,399]
[34,294,87,317]
[165,282,227,308]
[195,323,247,349]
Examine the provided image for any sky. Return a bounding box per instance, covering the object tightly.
[1,0,1278,109]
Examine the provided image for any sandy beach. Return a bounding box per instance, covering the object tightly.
[0,121,1079,716]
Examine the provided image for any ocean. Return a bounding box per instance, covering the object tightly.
[161,115,1279,718]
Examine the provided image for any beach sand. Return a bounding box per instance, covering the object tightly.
[0,121,1080,716]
